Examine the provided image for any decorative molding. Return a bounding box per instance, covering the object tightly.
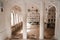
[11,5,21,13]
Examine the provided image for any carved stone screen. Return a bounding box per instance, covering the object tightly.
[27,7,40,25]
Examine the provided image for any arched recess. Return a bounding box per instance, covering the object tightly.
[27,5,40,39]
[10,5,23,39]
[44,6,56,39]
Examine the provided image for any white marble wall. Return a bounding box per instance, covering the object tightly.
[55,0,60,40]
[0,10,8,40]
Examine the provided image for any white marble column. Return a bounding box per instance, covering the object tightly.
[55,1,60,40]
[39,0,44,39]
[23,15,27,39]
[23,12,27,39]
[22,0,27,38]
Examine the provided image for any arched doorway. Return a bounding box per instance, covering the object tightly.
[44,6,56,39]
[27,5,40,39]
[10,5,23,39]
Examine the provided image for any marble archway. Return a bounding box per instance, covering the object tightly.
[44,6,56,39]
[26,5,40,39]
[10,5,23,39]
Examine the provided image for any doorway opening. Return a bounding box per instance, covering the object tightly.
[27,6,40,39]
[44,6,56,39]
[10,5,23,39]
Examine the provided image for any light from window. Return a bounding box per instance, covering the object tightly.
[11,13,14,26]
[15,14,19,24]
